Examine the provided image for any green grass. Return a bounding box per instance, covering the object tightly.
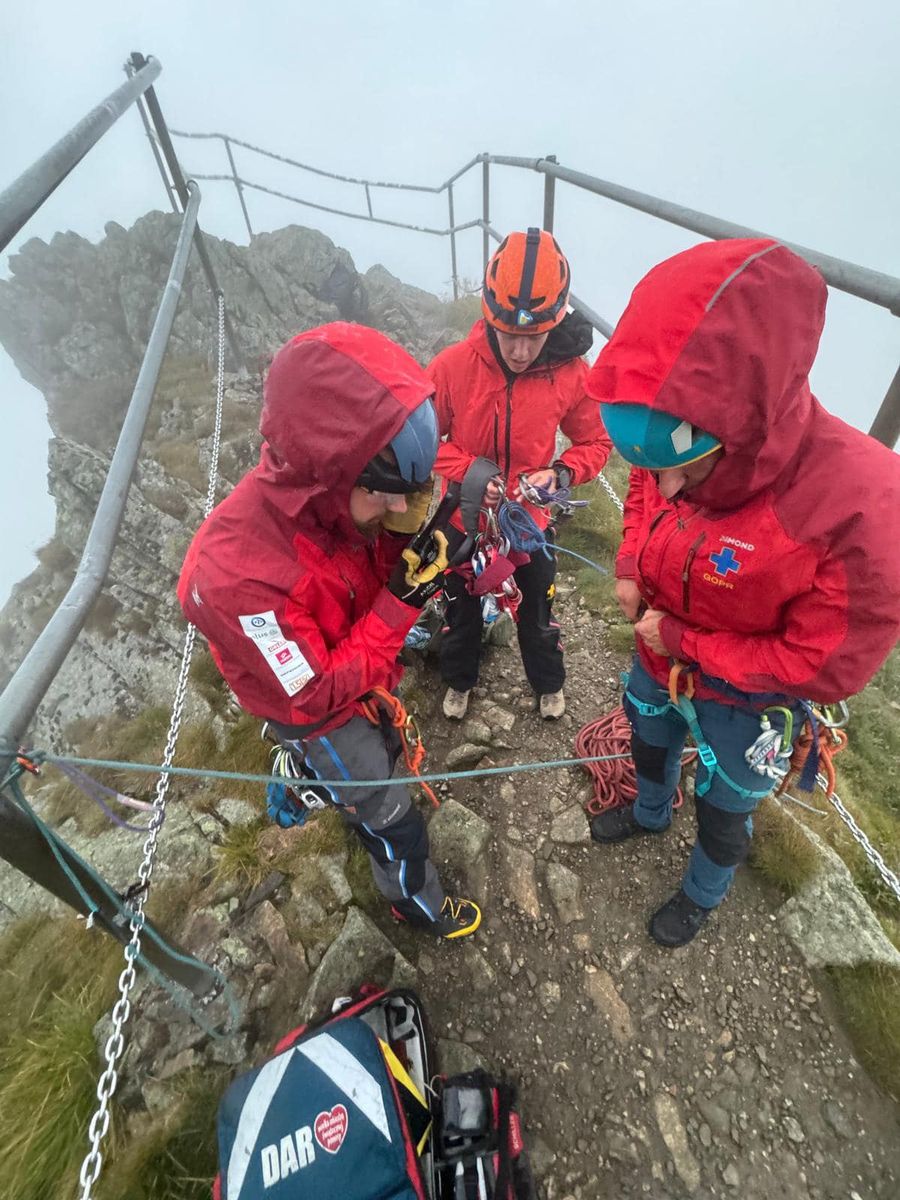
[555,451,629,617]
[750,796,821,894]
[0,916,122,1200]
[828,965,900,1102]
[96,1071,226,1200]
[212,817,268,891]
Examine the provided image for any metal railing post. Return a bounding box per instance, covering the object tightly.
[224,136,254,240]
[868,362,900,448]
[0,58,162,252]
[448,183,459,300]
[0,183,216,995]
[128,53,244,369]
[0,183,202,751]
[482,155,490,272]
[542,154,557,232]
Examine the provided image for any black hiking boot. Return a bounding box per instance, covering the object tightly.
[391,895,482,940]
[649,889,713,947]
[589,803,668,844]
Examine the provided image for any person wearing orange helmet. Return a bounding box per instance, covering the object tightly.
[428,228,611,720]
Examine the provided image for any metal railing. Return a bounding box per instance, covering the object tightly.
[0,56,234,995]
[167,133,900,447]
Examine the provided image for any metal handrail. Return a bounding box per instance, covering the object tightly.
[0,59,161,253]
[174,137,900,444]
[0,183,217,995]
[0,184,201,749]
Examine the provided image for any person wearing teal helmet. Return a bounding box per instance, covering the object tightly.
[584,236,900,949]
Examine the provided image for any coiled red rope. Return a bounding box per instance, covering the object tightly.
[575,706,691,816]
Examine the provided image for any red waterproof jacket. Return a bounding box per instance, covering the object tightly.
[428,313,611,529]
[177,323,428,734]
[588,239,900,704]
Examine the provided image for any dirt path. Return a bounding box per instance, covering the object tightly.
[396,581,900,1199]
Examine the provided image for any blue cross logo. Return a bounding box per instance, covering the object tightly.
[709,546,742,577]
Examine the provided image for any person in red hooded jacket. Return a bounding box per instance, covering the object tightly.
[586,238,900,947]
[178,323,481,940]
[428,228,611,721]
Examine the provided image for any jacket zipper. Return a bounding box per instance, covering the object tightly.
[682,533,706,613]
[503,379,513,480]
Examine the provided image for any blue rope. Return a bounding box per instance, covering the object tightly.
[498,501,608,575]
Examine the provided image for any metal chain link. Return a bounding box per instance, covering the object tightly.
[826,785,900,904]
[78,293,227,1199]
[596,469,625,514]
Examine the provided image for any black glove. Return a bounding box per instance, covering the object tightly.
[387,529,450,608]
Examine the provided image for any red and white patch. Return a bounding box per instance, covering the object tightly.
[314,1105,349,1154]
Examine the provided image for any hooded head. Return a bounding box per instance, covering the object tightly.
[259,323,437,538]
[588,239,827,509]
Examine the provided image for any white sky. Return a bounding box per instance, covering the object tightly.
[1,0,898,606]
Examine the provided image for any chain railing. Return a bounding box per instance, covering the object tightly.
[77,293,227,1197]
[164,131,900,447]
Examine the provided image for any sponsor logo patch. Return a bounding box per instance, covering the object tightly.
[720,535,755,552]
[315,1104,349,1154]
[239,610,315,696]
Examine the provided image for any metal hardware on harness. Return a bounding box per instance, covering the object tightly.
[78,294,227,1200]
[402,528,449,587]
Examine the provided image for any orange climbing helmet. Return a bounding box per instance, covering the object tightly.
[482,227,571,335]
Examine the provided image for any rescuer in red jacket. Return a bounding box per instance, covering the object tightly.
[428,228,611,721]
[178,323,481,939]
[586,238,900,947]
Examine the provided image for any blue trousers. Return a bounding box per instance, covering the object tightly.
[623,659,803,908]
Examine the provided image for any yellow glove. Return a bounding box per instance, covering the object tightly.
[382,479,435,534]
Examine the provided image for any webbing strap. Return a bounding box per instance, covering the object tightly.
[623,678,772,804]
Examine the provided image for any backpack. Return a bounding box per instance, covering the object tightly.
[213,987,537,1199]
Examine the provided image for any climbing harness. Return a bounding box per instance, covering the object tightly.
[357,687,441,809]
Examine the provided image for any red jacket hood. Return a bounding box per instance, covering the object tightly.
[257,322,435,542]
[588,239,828,510]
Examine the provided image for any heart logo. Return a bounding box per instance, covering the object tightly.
[314,1104,349,1154]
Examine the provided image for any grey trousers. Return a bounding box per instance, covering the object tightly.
[298,714,446,919]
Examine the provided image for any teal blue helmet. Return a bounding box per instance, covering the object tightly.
[600,402,721,470]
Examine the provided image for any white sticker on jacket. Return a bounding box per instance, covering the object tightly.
[238,610,315,696]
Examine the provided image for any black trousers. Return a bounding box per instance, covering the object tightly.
[440,533,565,694]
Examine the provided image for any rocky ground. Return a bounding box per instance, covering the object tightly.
[6,576,891,1199]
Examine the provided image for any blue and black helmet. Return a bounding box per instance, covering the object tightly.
[357,397,439,493]
[600,402,721,470]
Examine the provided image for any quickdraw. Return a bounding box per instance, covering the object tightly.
[357,687,440,809]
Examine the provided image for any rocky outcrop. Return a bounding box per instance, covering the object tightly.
[0,217,464,746]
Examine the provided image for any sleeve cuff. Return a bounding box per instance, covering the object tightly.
[615,555,637,580]
[660,615,689,658]
[372,586,422,634]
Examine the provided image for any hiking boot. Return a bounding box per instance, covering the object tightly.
[539,689,566,720]
[589,803,669,844]
[392,895,482,939]
[442,687,471,720]
[649,889,713,947]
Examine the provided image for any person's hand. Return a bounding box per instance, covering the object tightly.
[381,481,433,534]
[634,607,669,656]
[512,468,557,502]
[387,532,449,609]
[483,475,505,507]
[615,579,643,621]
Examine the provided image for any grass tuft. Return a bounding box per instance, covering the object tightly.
[827,964,900,1101]
[750,797,821,894]
[96,1070,225,1200]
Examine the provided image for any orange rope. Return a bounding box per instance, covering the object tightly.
[575,706,690,816]
[777,721,848,799]
[357,687,440,808]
